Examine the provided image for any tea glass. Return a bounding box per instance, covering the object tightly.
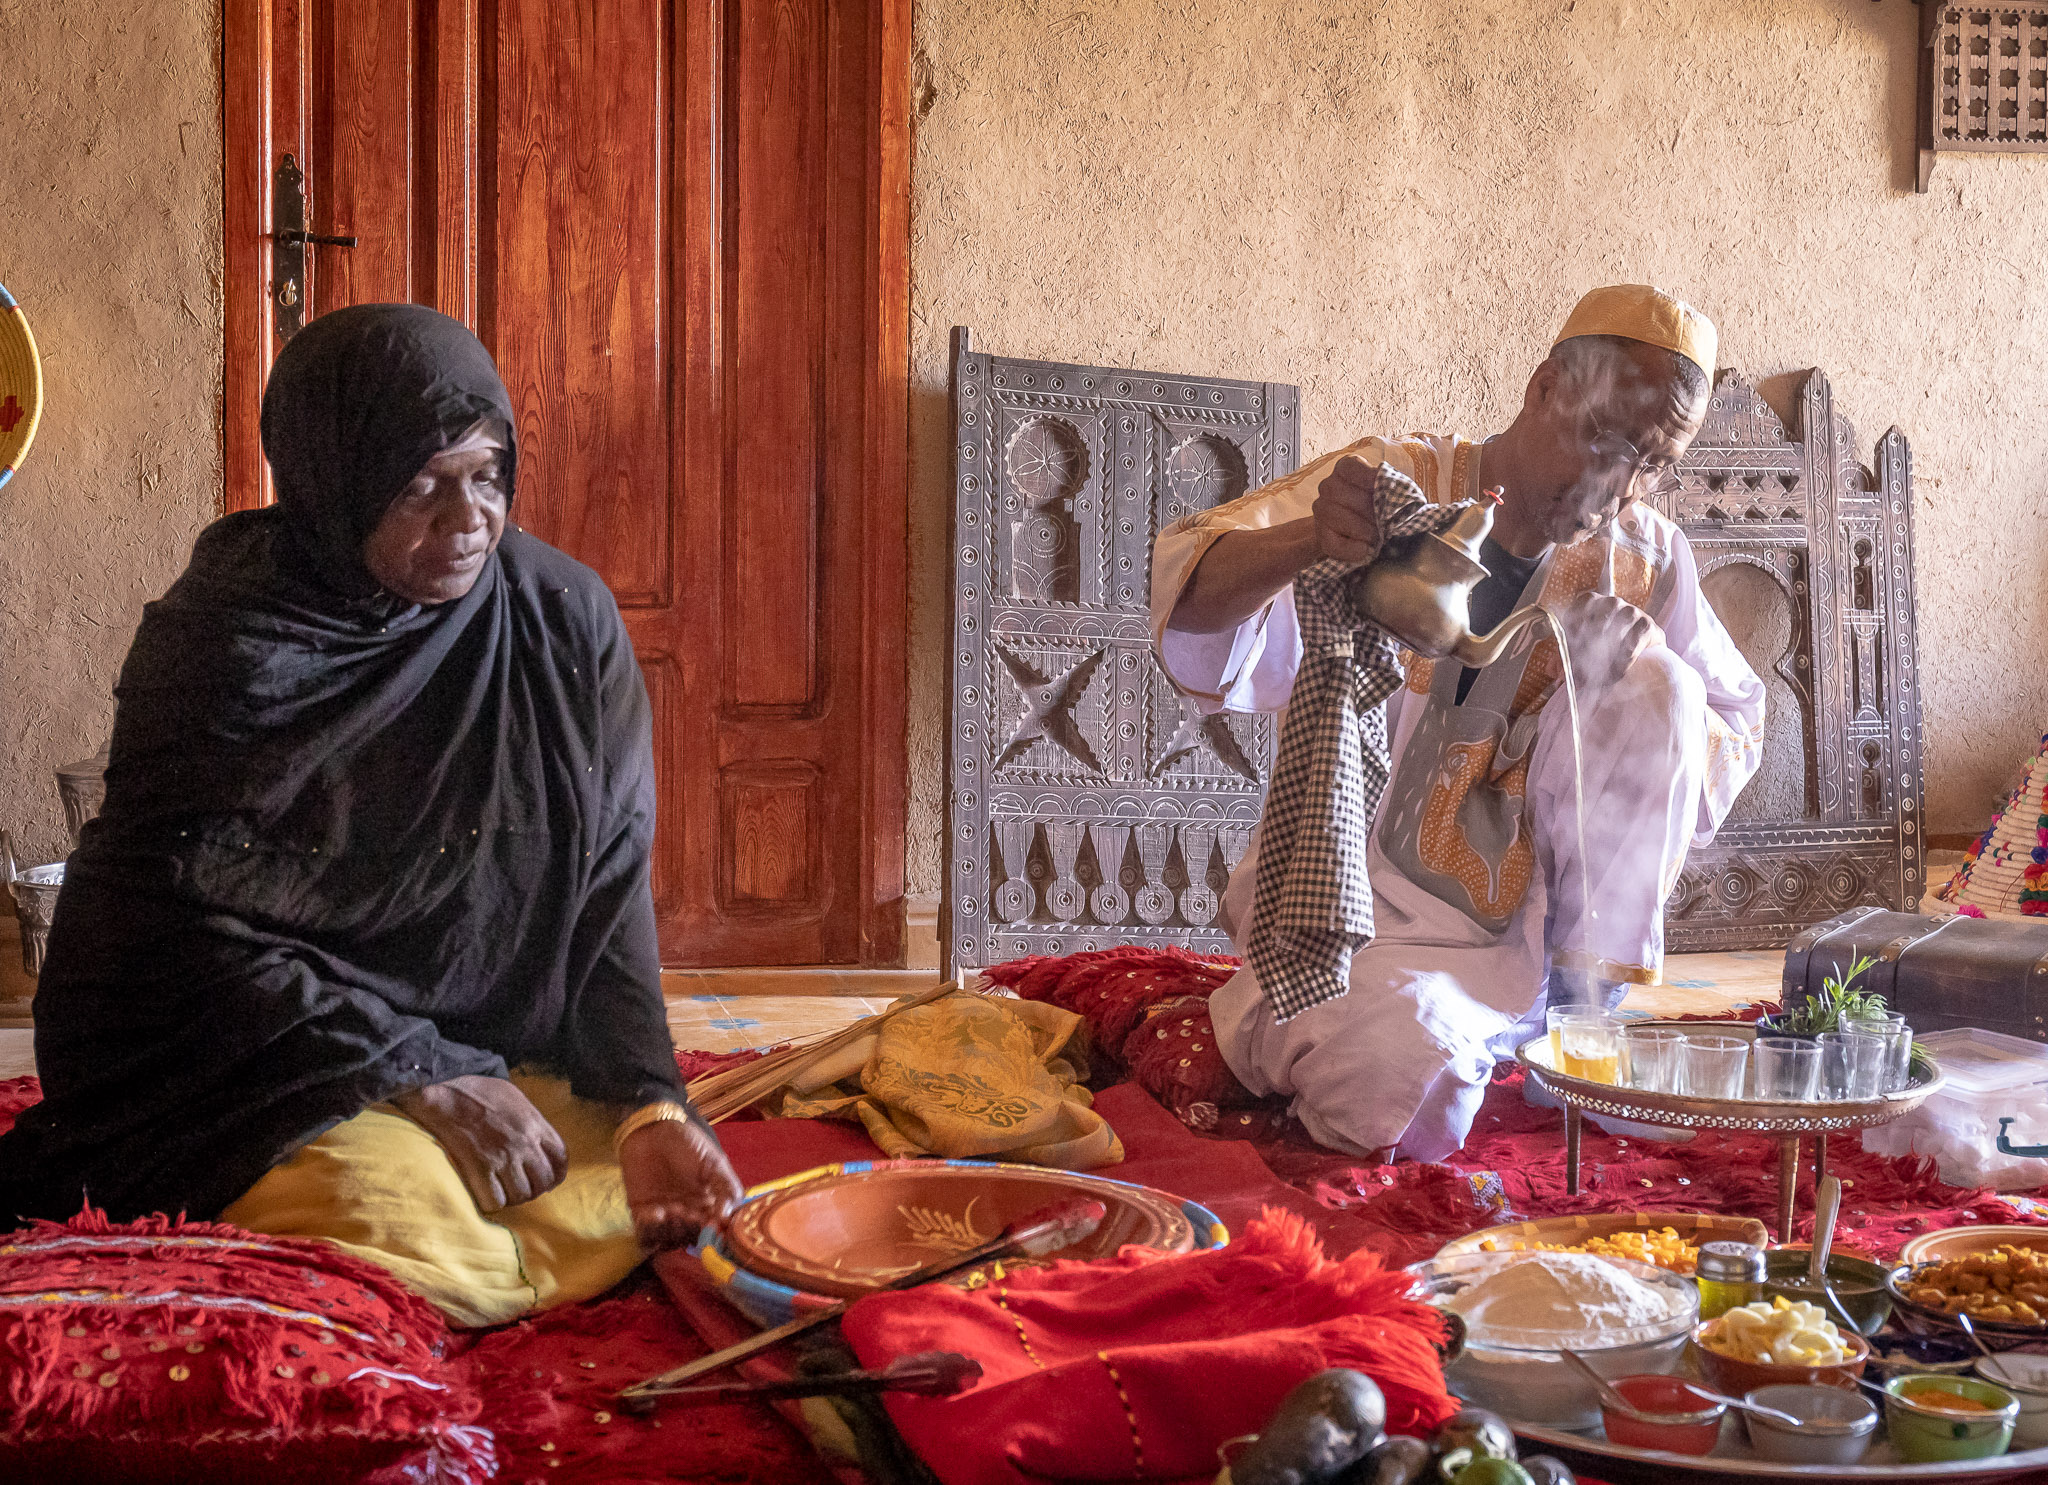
[1752,1036,1822,1101]
[1547,1007,1614,1072]
[1680,1034,1750,1099]
[1620,1025,1685,1093]
[1557,1014,1622,1084]
[1843,1010,1912,1093]
[1818,1030,1887,1101]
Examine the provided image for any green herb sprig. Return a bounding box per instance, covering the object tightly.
[1780,953,1886,1035]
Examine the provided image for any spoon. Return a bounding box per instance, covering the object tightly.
[1561,1349,1807,1430]
[1953,1309,1997,1361]
[1775,1175,1864,1335]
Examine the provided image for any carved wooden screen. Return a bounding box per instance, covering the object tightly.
[943,329,1295,972]
[1655,370,1926,951]
[1916,2,2048,192]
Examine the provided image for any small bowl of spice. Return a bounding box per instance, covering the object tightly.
[1975,1352,2048,1450]
[1740,1382,1879,1466]
[1598,1374,1725,1455]
[1884,1374,2019,1463]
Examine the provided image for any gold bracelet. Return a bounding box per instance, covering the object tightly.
[613,1100,693,1155]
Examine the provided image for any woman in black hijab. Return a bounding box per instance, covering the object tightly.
[0,305,740,1319]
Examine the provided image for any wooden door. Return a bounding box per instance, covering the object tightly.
[224,0,909,966]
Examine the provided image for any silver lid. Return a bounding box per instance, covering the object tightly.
[1696,1240,1766,1282]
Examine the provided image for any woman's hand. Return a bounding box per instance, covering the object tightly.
[617,1116,744,1251]
[391,1074,569,1213]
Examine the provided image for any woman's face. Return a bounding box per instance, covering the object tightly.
[362,427,509,604]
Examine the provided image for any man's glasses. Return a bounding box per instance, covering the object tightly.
[1587,429,1683,500]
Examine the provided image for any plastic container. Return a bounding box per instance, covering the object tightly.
[1408,1252,1700,1429]
[1598,1374,1723,1455]
[1741,1382,1879,1465]
[1885,1373,2018,1463]
[1863,1027,2048,1190]
[1976,1352,2048,1450]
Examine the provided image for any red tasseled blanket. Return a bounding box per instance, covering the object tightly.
[838,1206,1455,1485]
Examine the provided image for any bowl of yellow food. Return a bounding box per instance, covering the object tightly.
[1435,1210,1769,1274]
[1889,1243,2048,1341]
[1693,1295,1871,1397]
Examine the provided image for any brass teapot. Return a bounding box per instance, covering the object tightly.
[1354,496,1549,667]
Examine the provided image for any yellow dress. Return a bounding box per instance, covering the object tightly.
[223,1070,642,1329]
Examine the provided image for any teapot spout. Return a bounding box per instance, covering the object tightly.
[1449,604,1550,669]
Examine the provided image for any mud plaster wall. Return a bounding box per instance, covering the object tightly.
[904,0,2048,903]
[0,0,222,866]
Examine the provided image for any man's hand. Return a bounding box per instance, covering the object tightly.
[1552,591,1662,694]
[1311,455,1383,565]
[617,1116,744,1251]
[391,1075,569,1213]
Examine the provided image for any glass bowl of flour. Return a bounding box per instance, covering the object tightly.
[1409,1250,1701,1429]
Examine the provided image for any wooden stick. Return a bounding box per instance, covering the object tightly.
[626,1350,981,1407]
[685,978,964,1124]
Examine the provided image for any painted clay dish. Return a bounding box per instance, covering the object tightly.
[0,284,42,487]
[722,1158,1200,1300]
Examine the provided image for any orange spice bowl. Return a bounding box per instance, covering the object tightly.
[1692,1317,1871,1397]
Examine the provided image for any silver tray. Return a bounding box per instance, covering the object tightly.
[1517,1020,1947,1243]
[1514,1414,2048,1484]
[1518,1020,1945,1133]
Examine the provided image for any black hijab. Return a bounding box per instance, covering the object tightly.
[0,305,684,1222]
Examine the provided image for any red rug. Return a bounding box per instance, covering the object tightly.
[11,1006,2045,1485]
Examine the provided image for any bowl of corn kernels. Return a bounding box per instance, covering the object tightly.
[1434,1211,1770,1275]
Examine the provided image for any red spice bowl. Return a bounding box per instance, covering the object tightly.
[1599,1374,1728,1455]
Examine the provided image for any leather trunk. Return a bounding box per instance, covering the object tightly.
[1782,906,2048,1042]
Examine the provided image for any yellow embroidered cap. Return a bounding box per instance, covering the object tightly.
[0,282,42,489]
[1553,284,1717,378]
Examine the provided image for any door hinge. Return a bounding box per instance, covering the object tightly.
[271,154,358,340]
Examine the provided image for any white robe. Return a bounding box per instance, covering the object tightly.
[1151,433,1766,1160]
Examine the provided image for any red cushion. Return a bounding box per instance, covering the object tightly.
[0,1210,492,1484]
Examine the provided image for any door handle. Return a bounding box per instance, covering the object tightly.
[277,229,359,248]
[271,154,355,339]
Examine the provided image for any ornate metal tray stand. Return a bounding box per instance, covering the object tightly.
[1518,1020,1944,1243]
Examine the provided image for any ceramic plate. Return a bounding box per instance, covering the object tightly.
[1901,1226,2048,1266]
[695,1159,1228,1324]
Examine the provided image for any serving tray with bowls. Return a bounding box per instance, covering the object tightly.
[1419,1224,2048,1480]
[693,1158,1228,1327]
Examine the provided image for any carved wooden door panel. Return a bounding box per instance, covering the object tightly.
[943,329,1292,972]
[1656,370,1925,950]
[224,0,909,965]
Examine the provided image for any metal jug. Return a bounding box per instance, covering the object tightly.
[1355,496,1549,667]
[1,828,64,977]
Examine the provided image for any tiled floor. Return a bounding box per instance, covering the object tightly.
[661,950,1781,1056]
[0,950,1846,1077]
[0,1028,34,1080]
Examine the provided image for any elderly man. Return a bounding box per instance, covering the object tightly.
[1151,285,1765,1161]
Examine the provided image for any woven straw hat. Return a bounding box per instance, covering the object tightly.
[0,282,43,489]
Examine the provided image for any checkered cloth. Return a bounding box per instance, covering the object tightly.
[1246,464,1473,1022]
